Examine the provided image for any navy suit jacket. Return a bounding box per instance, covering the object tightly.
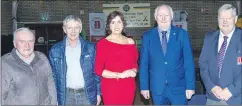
[199,27,242,105]
[139,25,195,95]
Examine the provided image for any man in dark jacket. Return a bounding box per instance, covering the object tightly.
[199,4,241,105]
[1,27,57,105]
[49,15,101,105]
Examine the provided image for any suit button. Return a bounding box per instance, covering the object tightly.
[164,62,167,64]
[165,81,168,85]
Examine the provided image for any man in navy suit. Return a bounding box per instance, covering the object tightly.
[199,4,242,105]
[139,4,195,105]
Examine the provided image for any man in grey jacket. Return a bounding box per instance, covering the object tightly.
[1,27,57,105]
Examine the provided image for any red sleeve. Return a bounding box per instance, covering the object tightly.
[95,41,106,76]
[133,45,139,70]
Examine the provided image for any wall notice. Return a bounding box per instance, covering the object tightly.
[103,3,150,27]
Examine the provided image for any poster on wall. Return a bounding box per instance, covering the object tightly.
[103,3,150,27]
[173,10,188,31]
[89,13,106,36]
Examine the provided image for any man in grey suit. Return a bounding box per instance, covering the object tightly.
[199,4,242,105]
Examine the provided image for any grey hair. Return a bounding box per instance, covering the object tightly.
[218,4,237,17]
[63,15,82,27]
[13,27,35,42]
[154,4,174,20]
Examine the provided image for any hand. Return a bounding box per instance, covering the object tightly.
[128,68,137,78]
[119,70,134,78]
[96,95,101,105]
[211,86,223,99]
[141,90,150,99]
[118,70,130,78]
[186,90,195,99]
[217,88,232,101]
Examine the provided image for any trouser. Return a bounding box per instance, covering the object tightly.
[206,98,228,105]
[152,86,187,105]
[65,88,90,105]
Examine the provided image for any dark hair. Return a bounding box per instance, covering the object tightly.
[105,11,127,36]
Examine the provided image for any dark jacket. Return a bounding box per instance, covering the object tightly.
[199,27,242,105]
[49,36,101,105]
[2,48,57,105]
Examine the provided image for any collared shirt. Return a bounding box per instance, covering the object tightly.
[218,27,235,52]
[65,38,85,89]
[158,26,171,44]
[16,49,35,65]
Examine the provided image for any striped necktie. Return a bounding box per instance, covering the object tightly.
[217,36,228,78]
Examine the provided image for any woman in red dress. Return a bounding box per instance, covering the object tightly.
[95,11,139,105]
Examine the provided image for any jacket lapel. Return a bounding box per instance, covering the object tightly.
[212,31,220,60]
[79,37,86,72]
[166,26,177,57]
[222,28,240,73]
[152,27,165,57]
[205,31,220,83]
[62,36,67,80]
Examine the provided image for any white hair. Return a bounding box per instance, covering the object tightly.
[63,15,82,27]
[13,27,35,42]
[218,4,237,17]
[154,4,174,20]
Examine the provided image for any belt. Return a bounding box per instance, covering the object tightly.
[67,88,85,93]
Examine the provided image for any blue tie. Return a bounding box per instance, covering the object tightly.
[217,36,228,78]
[161,31,167,55]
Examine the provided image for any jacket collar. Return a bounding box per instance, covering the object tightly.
[11,48,41,67]
[154,25,176,34]
[60,35,85,48]
[212,27,238,41]
[60,35,86,55]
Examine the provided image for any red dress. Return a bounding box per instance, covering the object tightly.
[95,38,139,105]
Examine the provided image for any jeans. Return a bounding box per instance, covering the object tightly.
[65,88,90,105]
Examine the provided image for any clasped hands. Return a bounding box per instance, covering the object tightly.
[211,86,232,101]
[117,68,137,79]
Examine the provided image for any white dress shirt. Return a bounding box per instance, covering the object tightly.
[218,28,235,53]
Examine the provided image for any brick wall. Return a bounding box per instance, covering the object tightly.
[1,1,13,35]
[2,0,239,51]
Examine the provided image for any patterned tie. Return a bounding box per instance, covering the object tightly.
[161,31,167,55]
[217,36,228,78]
